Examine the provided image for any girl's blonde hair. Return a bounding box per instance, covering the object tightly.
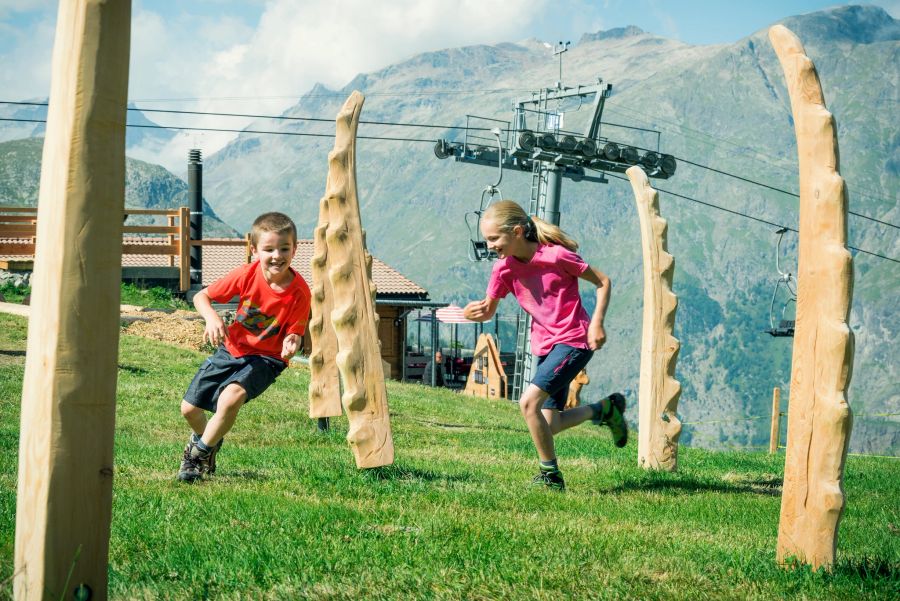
[483,200,578,252]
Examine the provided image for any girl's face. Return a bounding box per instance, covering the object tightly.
[481,217,525,260]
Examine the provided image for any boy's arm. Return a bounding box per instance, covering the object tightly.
[579,265,611,351]
[281,333,300,362]
[194,288,228,347]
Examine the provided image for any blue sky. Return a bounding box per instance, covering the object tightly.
[0,0,895,169]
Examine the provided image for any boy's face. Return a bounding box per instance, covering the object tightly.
[253,230,298,283]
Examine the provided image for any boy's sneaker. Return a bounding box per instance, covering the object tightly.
[532,468,566,491]
[207,438,224,475]
[177,440,212,483]
[592,393,629,448]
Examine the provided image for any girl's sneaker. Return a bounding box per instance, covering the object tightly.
[532,468,566,491]
[592,393,629,448]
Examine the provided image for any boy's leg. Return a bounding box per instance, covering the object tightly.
[200,382,247,448]
[181,400,208,436]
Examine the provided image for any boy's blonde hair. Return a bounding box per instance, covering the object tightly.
[250,212,297,246]
[483,200,578,252]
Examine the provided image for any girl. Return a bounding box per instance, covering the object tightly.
[463,200,627,491]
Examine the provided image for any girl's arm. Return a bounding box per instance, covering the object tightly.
[463,297,500,322]
[579,266,611,350]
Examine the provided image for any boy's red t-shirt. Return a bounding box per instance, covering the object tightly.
[206,260,311,363]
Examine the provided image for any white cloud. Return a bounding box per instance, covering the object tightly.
[127,0,556,171]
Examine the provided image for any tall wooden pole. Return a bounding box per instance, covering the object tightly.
[626,165,682,471]
[769,24,854,572]
[14,2,131,599]
[322,91,394,468]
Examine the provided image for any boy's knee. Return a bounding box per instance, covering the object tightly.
[217,384,248,413]
[181,400,202,418]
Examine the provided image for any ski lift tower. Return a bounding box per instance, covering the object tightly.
[434,51,677,398]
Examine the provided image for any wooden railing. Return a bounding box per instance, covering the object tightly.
[0,206,248,291]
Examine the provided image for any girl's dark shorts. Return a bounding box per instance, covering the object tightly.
[531,344,594,411]
[183,345,286,412]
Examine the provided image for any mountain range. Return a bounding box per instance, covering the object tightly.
[0,5,896,454]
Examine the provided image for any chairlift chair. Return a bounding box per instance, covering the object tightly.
[765,227,798,337]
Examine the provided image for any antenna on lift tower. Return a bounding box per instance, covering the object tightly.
[433,44,678,398]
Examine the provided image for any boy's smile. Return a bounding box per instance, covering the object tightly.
[253,231,298,285]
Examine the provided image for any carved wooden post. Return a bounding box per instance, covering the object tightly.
[14,1,131,599]
[769,24,854,571]
[626,165,682,471]
[309,194,342,420]
[322,91,394,468]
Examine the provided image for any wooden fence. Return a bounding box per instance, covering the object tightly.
[0,206,247,291]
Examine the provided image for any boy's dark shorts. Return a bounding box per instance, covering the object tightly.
[531,344,594,411]
[183,345,286,412]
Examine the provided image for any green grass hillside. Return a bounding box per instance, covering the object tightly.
[0,313,896,600]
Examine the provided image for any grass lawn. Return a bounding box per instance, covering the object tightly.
[0,312,897,600]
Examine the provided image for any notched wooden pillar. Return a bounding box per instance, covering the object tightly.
[626,166,682,471]
[317,91,394,468]
[309,193,342,419]
[14,1,131,600]
[769,24,854,572]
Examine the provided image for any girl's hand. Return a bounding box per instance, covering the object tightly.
[464,299,490,321]
[588,321,607,350]
[204,317,228,347]
[281,334,300,361]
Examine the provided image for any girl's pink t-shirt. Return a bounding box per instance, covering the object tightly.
[486,244,590,356]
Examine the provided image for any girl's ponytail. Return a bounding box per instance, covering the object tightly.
[485,200,578,252]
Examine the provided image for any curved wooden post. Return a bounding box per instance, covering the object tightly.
[308,197,342,419]
[564,369,590,410]
[15,1,131,599]
[769,24,854,571]
[322,91,394,468]
[626,166,682,471]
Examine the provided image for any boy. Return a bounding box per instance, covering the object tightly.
[177,212,311,482]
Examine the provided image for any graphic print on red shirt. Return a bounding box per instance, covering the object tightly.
[206,261,311,362]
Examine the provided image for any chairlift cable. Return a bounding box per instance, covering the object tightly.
[600,171,900,264]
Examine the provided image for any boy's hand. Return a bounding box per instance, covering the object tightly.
[281,334,300,362]
[204,316,228,347]
[588,321,607,351]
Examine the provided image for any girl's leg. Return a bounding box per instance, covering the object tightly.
[201,383,247,447]
[181,400,208,436]
[543,403,597,435]
[519,384,556,462]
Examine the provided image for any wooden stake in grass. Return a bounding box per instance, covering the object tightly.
[769,387,781,454]
[769,24,854,572]
[14,1,131,599]
[626,165,682,472]
[317,91,394,468]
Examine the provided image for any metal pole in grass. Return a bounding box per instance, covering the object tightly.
[769,387,781,454]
